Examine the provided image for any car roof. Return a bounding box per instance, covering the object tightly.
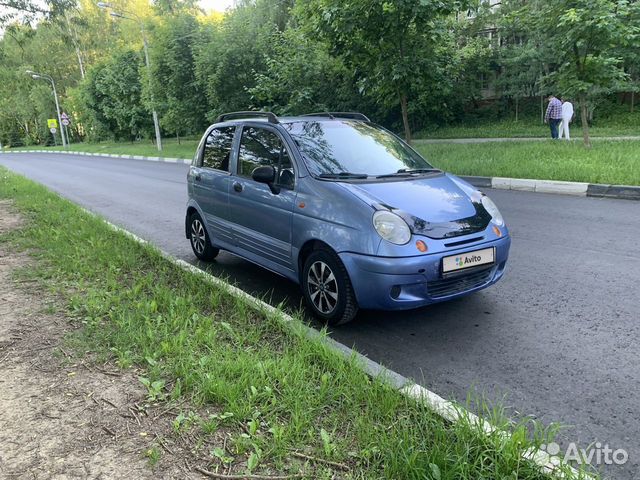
[214,111,370,126]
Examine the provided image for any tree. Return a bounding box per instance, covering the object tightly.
[78,50,152,141]
[248,27,359,114]
[194,0,292,119]
[147,14,208,139]
[526,0,633,146]
[618,1,640,112]
[299,0,464,142]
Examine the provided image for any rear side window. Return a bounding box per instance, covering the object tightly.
[201,126,235,171]
[238,127,294,189]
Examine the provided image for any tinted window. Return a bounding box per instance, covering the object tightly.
[202,126,235,171]
[283,120,432,176]
[238,127,294,189]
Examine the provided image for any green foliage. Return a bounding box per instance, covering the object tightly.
[298,0,465,140]
[0,0,638,144]
[79,50,152,141]
[512,0,637,145]
[148,14,208,136]
[248,28,358,114]
[194,1,291,120]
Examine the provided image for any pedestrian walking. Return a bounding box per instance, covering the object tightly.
[558,97,574,140]
[544,95,563,139]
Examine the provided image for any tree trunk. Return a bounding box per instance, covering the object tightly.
[631,90,635,113]
[74,46,85,79]
[540,95,544,124]
[515,96,519,122]
[65,12,85,79]
[400,92,411,143]
[579,94,591,148]
[176,131,181,145]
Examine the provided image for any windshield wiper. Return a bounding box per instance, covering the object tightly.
[318,172,370,179]
[376,168,441,179]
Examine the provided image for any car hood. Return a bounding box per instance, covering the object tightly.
[338,173,492,239]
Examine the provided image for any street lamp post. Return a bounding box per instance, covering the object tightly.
[27,70,67,148]
[97,2,162,152]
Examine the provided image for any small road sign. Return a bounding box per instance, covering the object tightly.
[61,112,69,121]
[47,119,58,129]
[50,127,57,134]
[62,118,70,126]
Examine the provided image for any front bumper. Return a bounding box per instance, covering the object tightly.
[339,235,510,310]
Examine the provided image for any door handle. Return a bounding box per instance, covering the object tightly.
[194,173,202,181]
[233,182,243,193]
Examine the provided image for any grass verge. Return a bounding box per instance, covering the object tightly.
[415,114,640,139]
[417,140,640,186]
[0,167,594,479]
[7,137,199,159]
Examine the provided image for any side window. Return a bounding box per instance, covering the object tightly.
[238,127,294,189]
[201,126,235,171]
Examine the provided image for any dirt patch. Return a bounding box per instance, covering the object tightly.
[0,203,199,479]
[0,200,23,235]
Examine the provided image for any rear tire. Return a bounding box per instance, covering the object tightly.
[302,248,358,326]
[189,211,219,261]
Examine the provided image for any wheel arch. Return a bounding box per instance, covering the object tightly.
[185,206,199,238]
[297,239,335,283]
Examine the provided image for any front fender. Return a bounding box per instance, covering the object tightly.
[292,179,380,255]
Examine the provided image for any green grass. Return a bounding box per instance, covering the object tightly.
[0,167,594,479]
[8,137,199,159]
[416,114,640,139]
[417,140,640,185]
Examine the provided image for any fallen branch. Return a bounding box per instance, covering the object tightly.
[194,466,304,480]
[155,433,175,455]
[291,451,349,471]
[128,407,142,426]
[101,397,119,409]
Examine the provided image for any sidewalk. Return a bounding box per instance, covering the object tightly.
[414,136,640,144]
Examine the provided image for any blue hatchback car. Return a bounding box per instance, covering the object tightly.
[186,111,510,325]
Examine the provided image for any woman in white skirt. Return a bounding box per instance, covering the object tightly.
[559,97,574,140]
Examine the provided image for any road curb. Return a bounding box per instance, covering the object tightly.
[461,175,639,200]
[66,206,581,479]
[2,150,637,201]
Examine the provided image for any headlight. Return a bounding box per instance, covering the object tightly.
[373,211,411,245]
[481,195,504,226]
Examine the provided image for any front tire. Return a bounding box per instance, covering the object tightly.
[189,212,219,261]
[302,248,358,326]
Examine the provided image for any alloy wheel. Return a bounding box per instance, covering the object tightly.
[307,260,338,314]
[191,218,206,255]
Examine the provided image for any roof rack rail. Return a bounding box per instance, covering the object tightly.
[215,111,279,124]
[302,112,370,122]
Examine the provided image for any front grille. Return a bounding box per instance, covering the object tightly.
[444,236,484,248]
[427,267,494,298]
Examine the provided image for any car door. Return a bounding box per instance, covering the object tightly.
[228,125,297,272]
[190,125,237,247]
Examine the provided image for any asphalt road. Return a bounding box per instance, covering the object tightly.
[2,153,638,479]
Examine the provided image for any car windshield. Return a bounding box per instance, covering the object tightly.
[283,120,434,177]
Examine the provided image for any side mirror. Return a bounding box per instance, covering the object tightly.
[251,165,280,194]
